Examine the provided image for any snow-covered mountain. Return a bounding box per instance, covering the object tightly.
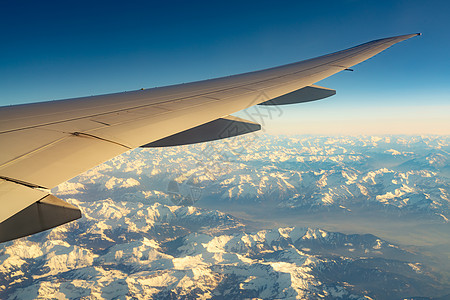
[1,200,446,299]
[53,135,450,220]
[1,135,449,299]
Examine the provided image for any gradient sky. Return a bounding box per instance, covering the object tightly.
[1,0,449,134]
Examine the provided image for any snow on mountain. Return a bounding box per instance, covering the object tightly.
[1,135,449,299]
[0,199,442,300]
[51,135,449,220]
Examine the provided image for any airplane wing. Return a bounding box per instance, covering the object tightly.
[0,33,420,242]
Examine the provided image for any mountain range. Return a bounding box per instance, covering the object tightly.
[1,135,449,299]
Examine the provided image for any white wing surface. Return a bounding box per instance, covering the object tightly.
[0,33,420,242]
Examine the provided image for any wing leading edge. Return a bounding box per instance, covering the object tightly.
[0,33,420,242]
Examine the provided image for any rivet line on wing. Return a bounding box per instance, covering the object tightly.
[71,132,132,149]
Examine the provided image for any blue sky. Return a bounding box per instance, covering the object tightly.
[1,0,449,134]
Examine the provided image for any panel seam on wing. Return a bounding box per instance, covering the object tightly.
[0,175,49,190]
[71,132,132,149]
[0,136,69,169]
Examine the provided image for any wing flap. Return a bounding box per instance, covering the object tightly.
[0,179,49,223]
[259,85,336,105]
[0,194,81,243]
[0,132,127,189]
[142,115,261,147]
[0,179,48,222]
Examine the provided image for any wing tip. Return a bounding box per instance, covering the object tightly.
[386,32,421,45]
[400,32,422,39]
